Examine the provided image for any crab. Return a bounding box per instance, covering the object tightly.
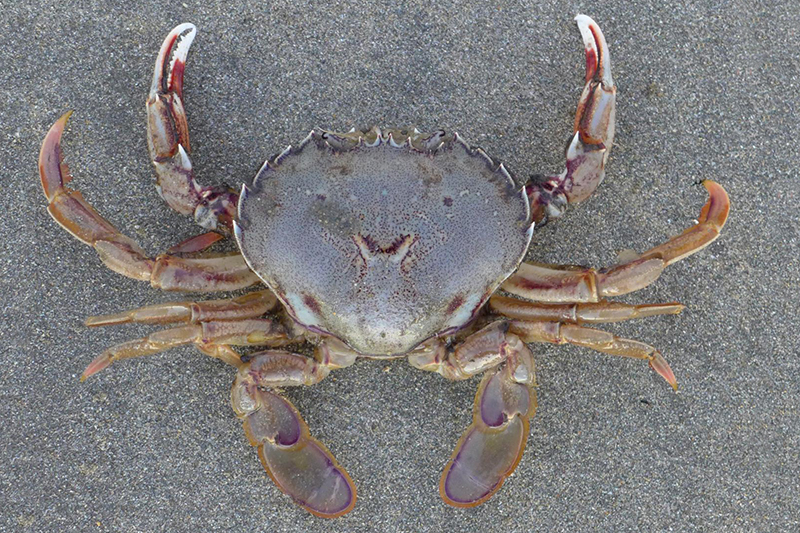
[38,15,729,518]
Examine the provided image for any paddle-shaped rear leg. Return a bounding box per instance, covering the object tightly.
[408,322,537,507]
[231,349,357,518]
[441,334,536,507]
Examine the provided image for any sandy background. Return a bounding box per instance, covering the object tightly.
[2,0,798,531]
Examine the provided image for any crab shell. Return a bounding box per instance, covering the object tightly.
[235,127,533,355]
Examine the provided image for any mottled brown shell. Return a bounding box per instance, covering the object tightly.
[235,128,533,355]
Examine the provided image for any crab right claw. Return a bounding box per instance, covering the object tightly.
[528,14,617,223]
[231,352,357,518]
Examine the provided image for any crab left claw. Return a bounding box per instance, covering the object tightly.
[147,23,238,231]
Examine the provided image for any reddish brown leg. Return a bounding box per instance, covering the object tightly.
[147,23,238,230]
[504,181,730,302]
[231,346,358,518]
[409,322,537,507]
[85,289,277,327]
[509,320,677,390]
[489,294,684,324]
[81,318,291,380]
[527,15,616,224]
[39,112,259,291]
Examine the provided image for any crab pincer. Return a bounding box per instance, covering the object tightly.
[147,23,238,230]
[528,15,617,224]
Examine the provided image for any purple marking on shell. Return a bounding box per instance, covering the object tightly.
[302,294,322,315]
[446,295,465,314]
[236,128,533,355]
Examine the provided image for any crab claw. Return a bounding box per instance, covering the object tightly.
[572,14,615,155]
[231,366,356,518]
[528,15,616,223]
[576,16,612,84]
[147,23,239,231]
[441,336,536,507]
[150,22,196,103]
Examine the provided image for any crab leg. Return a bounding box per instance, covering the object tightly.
[504,181,730,302]
[80,318,291,380]
[39,112,259,291]
[509,320,677,390]
[489,294,684,324]
[410,321,512,380]
[231,350,357,518]
[408,322,537,507]
[527,14,616,224]
[85,289,277,327]
[147,23,238,231]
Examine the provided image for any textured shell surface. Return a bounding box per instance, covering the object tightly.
[235,128,533,355]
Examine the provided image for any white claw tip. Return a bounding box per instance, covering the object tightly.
[172,22,197,36]
[151,23,198,96]
[574,14,614,88]
[177,144,192,169]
